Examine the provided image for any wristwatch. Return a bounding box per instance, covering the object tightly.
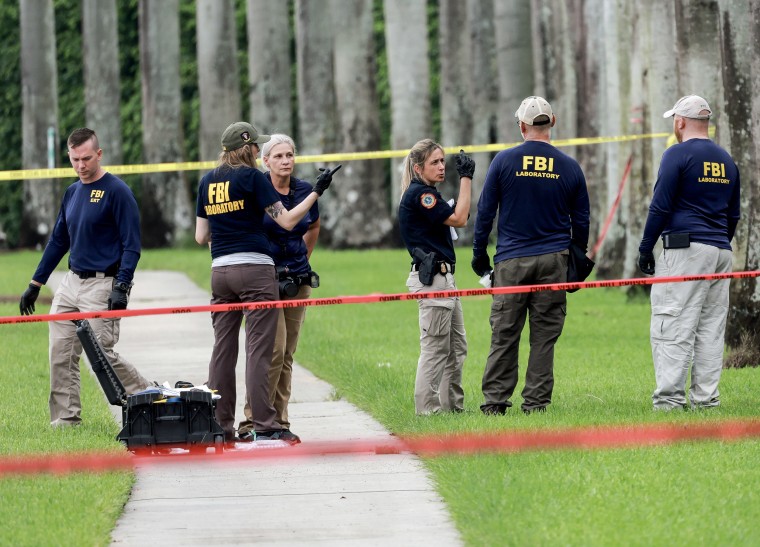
[114,281,130,292]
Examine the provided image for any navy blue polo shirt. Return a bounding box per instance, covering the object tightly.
[639,138,740,253]
[473,140,590,262]
[196,165,281,259]
[398,178,456,264]
[33,172,141,285]
[263,175,319,274]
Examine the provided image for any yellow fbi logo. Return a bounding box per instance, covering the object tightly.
[699,162,730,184]
[515,155,560,179]
[90,189,105,203]
[205,181,245,215]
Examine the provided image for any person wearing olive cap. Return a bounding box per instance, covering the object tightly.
[472,96,590,415]
[398,139,474,415]
[638,95,740,410]
[195,121,340,443]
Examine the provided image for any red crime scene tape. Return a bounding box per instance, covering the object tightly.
[2,418,760,478]
[2,270,759,326]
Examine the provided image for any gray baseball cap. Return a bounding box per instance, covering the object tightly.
[663,95,712,119]
[221,122,271,152]
[515,96,553,125]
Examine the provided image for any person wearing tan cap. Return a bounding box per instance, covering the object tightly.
[638,95,740,410]
[472,96,590,415]
[195,121,340,443]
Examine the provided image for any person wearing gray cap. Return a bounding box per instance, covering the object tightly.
[638,95,741,411]
[472,96,590,415]
[195,121,340,443]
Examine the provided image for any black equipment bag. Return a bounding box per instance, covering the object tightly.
[75,319,127,406]
[74,319,225,453]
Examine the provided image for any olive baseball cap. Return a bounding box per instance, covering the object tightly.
[221,122,271,152]
[515,96,553,125]
[663,95,712,119]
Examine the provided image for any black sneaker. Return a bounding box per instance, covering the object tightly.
[480,403,508,415]
[522,406,547,415]
[237,431,254,443]
[223,431,237,444]
[278,429,301,444]
[254,430,300,445]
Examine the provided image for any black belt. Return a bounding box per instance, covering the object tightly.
[411,261,455,275]
[71,264,119,279]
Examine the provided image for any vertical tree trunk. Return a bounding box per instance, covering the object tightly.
[329,0,392,247]
[574,0,604,254]
[494,0,534,142]
[594,0,632,278]
[624,0,679,294]
[462,0,498,242]
[20,0,59,247]
[531,0,577,146]
[383,0,431,210]
[139,0,192,247]
[674,0,724,116]
[722,0,760,353]
[82,0,122,165]
[196,0,241,162]
[247,0,292,136]
[439,0,471,153]
[295,0,338,162]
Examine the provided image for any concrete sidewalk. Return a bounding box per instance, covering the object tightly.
[59,271,462,546]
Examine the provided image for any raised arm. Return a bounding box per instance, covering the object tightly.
[444,150,474,228]
[265,165,340,231]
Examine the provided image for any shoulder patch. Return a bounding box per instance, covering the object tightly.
[420,193,436,209]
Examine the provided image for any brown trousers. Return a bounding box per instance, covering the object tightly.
[207,264,280,439]
[238,284,311,434]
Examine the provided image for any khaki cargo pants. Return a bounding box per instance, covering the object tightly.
[407,269,467,415]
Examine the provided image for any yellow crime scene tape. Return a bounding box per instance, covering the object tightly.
[0,132,670,182]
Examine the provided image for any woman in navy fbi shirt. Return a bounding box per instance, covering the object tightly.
[236,134,326,444]
[397,138,475,414]
[195,122,337,443]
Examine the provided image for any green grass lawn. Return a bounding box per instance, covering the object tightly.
[2,247,759,546]
[0,251,134,546]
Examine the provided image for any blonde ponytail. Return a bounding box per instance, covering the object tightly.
[399,138,444,201]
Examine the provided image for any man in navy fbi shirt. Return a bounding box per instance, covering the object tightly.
[472,96,590,415]
[19,128,152,426]
[638,95,740,410]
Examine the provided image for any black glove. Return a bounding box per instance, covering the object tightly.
[638,251,656,275]
[108,282,130,311]
[455,149,475,179]
[20,283,41,315]
[472,252,492,277]
[314,164,342,196]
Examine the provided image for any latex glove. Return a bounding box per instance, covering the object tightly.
[314,164,342,196]
[455,149,475,179]
[472,252,492,277]
[108,282,130,310]
[20,283,40,315]
[638,251,655,275]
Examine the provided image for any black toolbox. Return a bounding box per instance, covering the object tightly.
[75,319,225,453]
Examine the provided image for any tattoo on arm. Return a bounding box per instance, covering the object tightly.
[266,202,285,220]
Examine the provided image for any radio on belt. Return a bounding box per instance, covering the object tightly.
[74,319,225,454]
